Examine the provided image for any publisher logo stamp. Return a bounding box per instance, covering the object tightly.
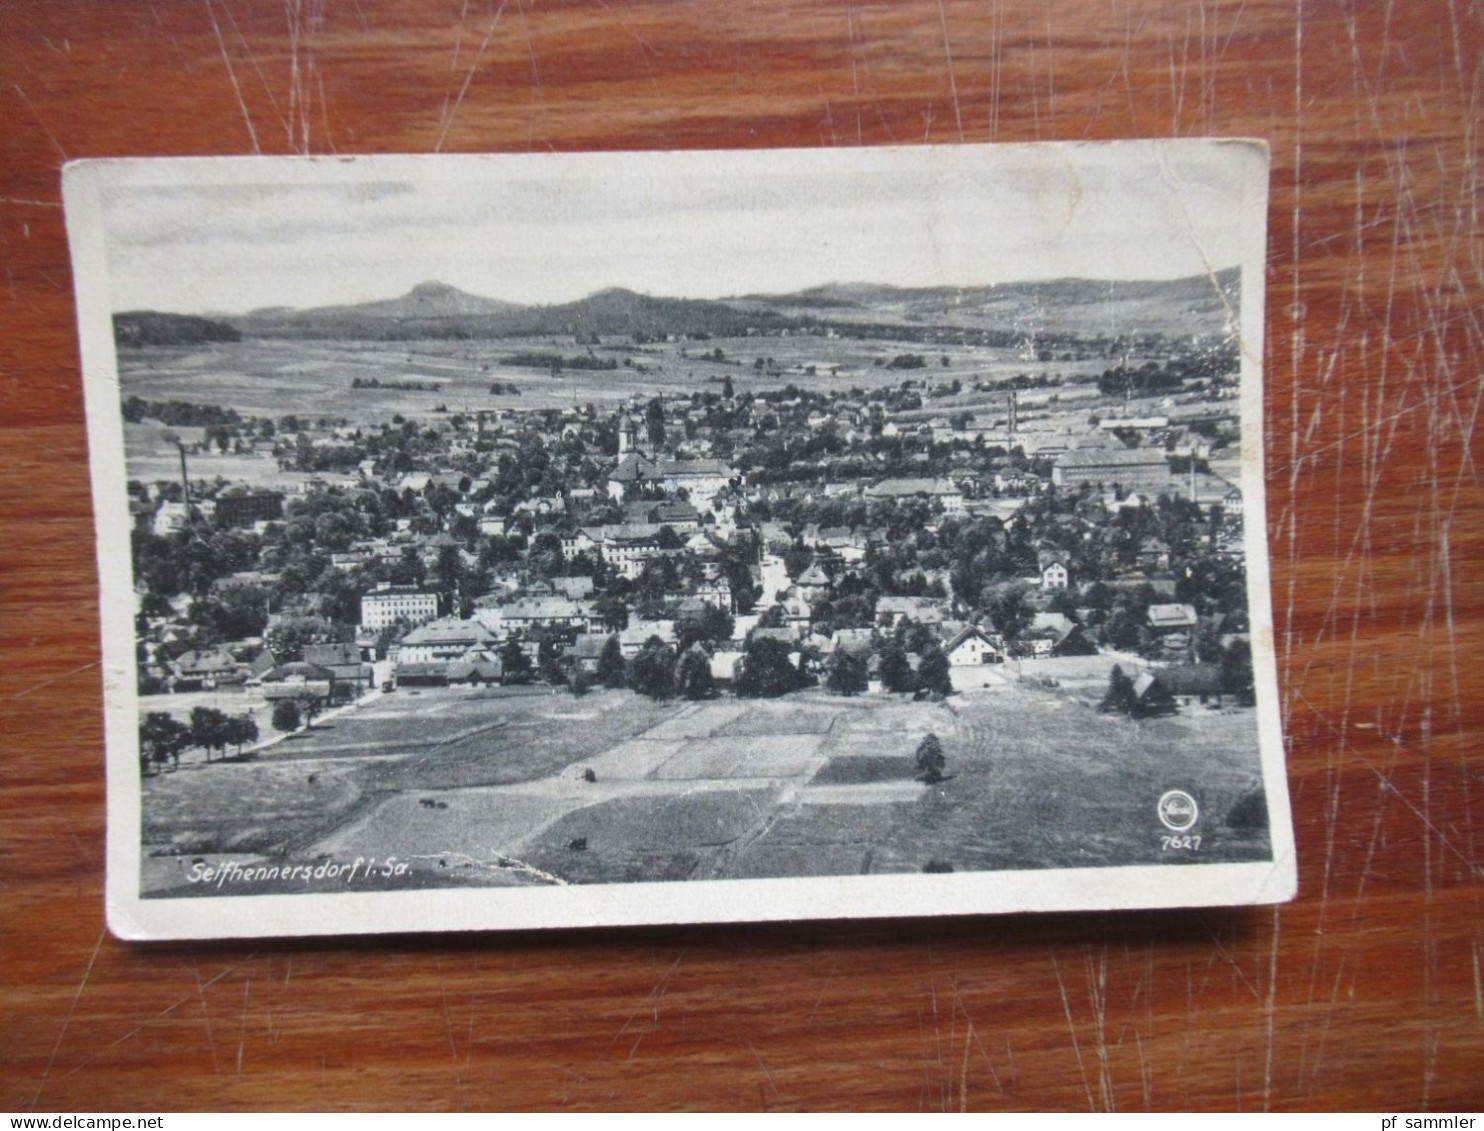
[1158,790,1199,832]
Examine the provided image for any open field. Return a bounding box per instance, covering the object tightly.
[118,336,1128,427]
[140,677,1268,897]
[124,422,300,489]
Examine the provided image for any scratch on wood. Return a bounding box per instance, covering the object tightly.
[513,0,545,148]
[204,0,261,153]
[805,959,837,1024]
[1263,905,1280,1112]
[1053,954,1095,1112]
[10,661,99,700]
[436,0,510,152]
[12,84,68,162]
[194,959,222,1076]
[1472,943,1482,1020]
[745,1038,779,1096]
[1085,946,1114,1112]
[604,946,687,1054]
[934,0,964,142]
[29,929,105,1110]
[236,978,250,1076]
[62,959,254,1080]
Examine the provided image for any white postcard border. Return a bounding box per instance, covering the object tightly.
[63,142,1295,941]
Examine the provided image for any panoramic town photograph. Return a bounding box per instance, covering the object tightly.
[101,155,1274,900]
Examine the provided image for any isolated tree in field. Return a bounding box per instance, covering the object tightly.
[677,646,715,700]
[500,638,533,685]
[825,650,868,696]
[627,637,676,699]
[271,699,302,735]
[597,634,626,688]
[735,636,803,699]
[1099,664,1138,718]
[877,639,917,694]
[139,711,190,774]
[916,643,953,697]
[915,733,946,784]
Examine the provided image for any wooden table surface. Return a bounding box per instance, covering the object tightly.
[1,0,1479,1112]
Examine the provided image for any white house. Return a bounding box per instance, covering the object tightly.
[942,626,1007,689]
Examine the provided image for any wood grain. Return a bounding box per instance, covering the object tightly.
[1,0,1479,1111]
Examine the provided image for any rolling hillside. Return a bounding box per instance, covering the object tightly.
[122,269,1240,345]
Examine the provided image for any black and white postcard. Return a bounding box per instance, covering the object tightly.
[64,142,1294,939]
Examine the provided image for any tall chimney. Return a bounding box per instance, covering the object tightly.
[178,443,191,512]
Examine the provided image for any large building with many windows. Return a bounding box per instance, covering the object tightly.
[214,490,285,528]
[360,583,439,630]
[1051,447,1173,491]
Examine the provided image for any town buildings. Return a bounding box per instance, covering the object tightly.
[128,331,1251,708]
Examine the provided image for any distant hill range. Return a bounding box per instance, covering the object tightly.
[731,273,1240,338]
[114,311,242,347]
[117,269,1239,345]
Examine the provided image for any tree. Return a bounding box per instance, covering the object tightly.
[677,646,715,700]
[1099,664,1139,717]
[916,643,953,696]
[265,616,348,664]
[915,732,946,783]
[597,634,627,688]
[537,635,567,686]
[189,584,270,641]
[223,713,259,754]
[987,584,1035,642]
[735,636,804,698]
[500,639,533,685]
[645,397,666,446]
[139,711,190,774]
[189,706,231,761]
[528,531,565,578]
[756,604,787,629]
[1219,639,1256,706]
[298,694,323,726]
[627,637,676,699]
[825,649,868,696]
[877,638,916,694]
[591,594,630,632]
[271,699,302,734]
[1100,607,1145,652]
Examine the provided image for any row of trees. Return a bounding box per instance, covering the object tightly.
[138,707,259,774]
[589,628,956,704]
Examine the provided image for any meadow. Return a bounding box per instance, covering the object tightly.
[140,676,1269,897]
[116,335,1113,428]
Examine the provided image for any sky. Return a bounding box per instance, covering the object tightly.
[95,142,1266,315]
